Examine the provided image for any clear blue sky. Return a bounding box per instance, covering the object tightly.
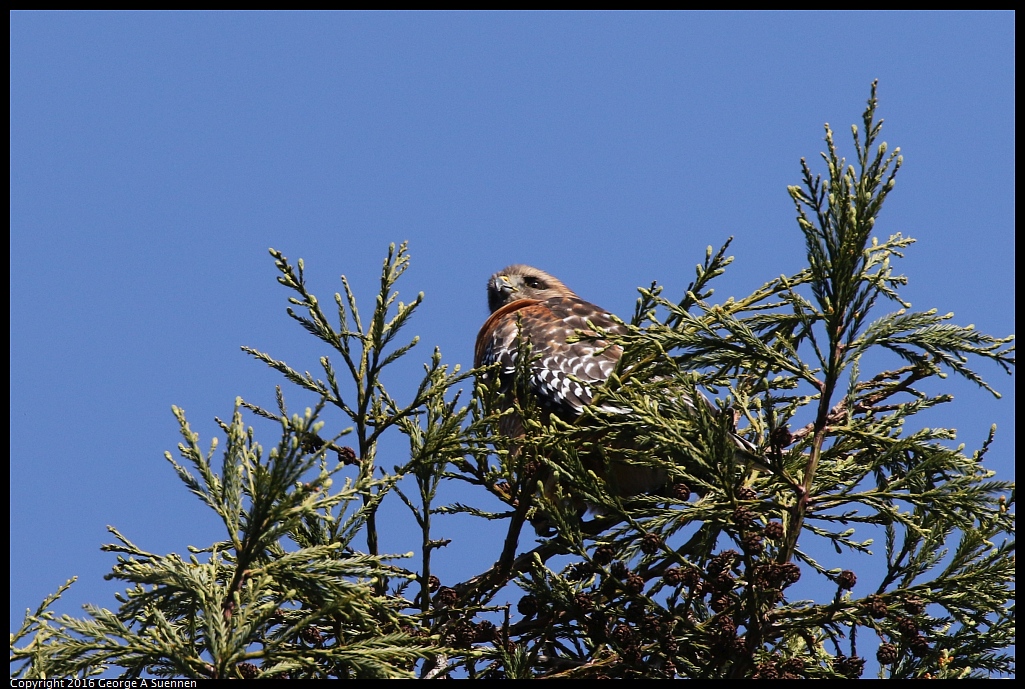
[11,10,1014,649]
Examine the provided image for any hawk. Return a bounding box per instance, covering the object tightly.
[474,264,668,502]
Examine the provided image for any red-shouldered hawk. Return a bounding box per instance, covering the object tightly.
[475,264,667,503]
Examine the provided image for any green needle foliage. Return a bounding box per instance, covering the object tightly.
[12,84,1014,679]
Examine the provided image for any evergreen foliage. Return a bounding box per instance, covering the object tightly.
[11,84,1014,679]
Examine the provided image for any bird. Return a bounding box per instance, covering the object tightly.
[474,264,671,521]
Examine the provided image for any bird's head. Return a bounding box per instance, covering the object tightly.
[487,265,576,312]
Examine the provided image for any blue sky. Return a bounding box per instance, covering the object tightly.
[10,10,1014,655]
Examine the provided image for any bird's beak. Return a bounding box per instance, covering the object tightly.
[493,274,516,296]
[487,273,521,313]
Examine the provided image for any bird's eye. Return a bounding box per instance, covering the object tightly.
[524,276,543,289]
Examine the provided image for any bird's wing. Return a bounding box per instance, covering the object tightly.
[476,297,626,417]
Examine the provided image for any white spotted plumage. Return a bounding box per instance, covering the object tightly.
[474,265,626,420]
